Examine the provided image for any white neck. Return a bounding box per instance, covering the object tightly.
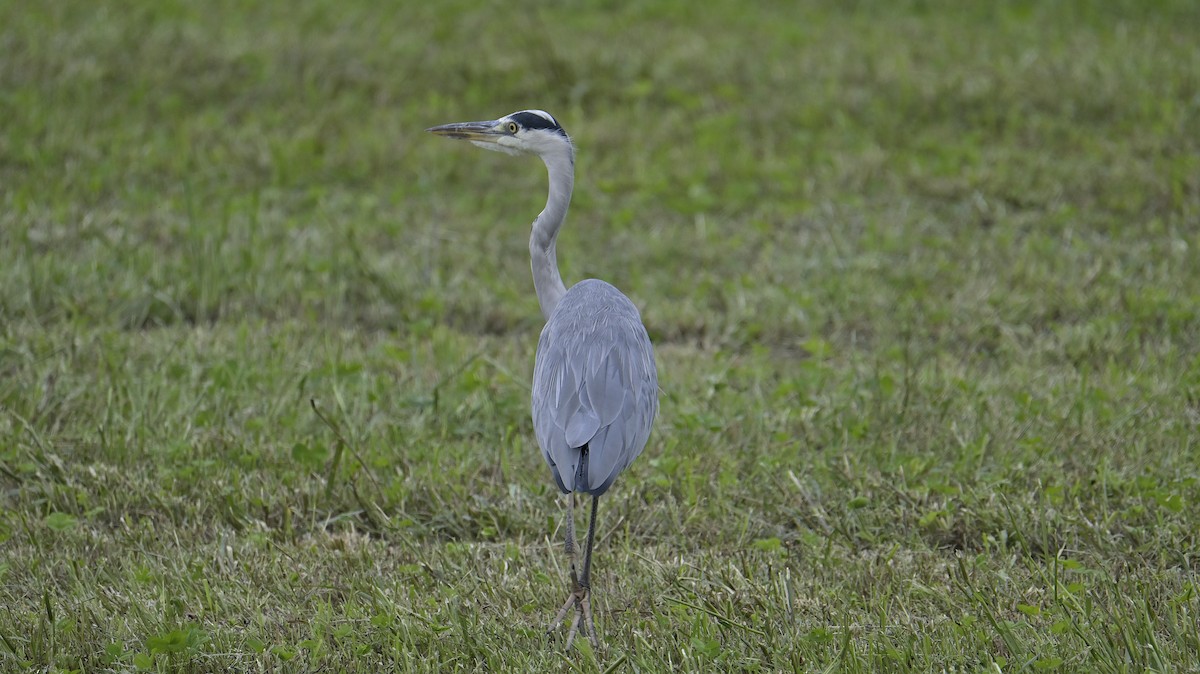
[528,146,575,320]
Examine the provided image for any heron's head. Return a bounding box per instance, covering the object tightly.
[427,109,572,160]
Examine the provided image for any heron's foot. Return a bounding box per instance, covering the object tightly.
[547,581,598,649]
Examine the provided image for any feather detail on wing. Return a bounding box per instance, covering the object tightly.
[531,280,658,495]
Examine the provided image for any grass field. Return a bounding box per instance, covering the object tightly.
[2,0,1199,671]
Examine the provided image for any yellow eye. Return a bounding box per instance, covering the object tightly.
[507,122,519,133]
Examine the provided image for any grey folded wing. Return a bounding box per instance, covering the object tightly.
[531,303,658,495]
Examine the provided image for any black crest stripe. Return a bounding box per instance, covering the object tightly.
[510,111,565,135]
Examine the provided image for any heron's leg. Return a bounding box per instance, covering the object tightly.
[564,492,579,583]
[576,495,600,645]
[548,493,585,642]
[580,494,599,589]
[547,494,601,648]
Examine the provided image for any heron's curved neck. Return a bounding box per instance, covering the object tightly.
[529,146,575,320]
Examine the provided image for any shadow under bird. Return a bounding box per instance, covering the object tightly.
[428,110,659,648]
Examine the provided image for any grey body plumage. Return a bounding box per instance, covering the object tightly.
[533,279,658,496]
[428,110,658,649]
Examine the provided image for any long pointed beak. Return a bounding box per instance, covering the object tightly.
[426,120,505,143]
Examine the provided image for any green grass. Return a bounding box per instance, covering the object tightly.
[2,0,1199,671]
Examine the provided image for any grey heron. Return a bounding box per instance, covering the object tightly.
[428,110,659,648]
